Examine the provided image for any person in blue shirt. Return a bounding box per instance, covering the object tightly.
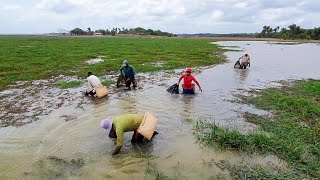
[116,60,137,90]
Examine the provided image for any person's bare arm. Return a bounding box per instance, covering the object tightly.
[193,78,202,92]
[178,76,183,85]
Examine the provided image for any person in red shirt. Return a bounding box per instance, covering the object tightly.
[178,68,202,94]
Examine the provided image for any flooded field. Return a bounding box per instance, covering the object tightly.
[0,41,320,179]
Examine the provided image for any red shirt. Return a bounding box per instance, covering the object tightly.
[179,74,201,90]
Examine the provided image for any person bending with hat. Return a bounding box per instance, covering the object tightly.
[178,68,202,94]
[101,114,158,155]
[116,60,137,90]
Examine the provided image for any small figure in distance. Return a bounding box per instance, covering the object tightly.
[238,53,251,69]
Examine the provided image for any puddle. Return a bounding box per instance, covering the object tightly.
[0,41,320,179]
[85,56,105,64]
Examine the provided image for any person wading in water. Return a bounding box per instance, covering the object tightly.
[178,68,202,94]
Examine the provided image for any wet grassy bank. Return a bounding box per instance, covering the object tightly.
[0,36,224,90]
[194,80,320,179]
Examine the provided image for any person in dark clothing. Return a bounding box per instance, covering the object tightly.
[116,60,137,90]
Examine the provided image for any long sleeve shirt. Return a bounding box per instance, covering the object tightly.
[178,74,201,90]
[113,114,144,150]
[87,75,102,89]
[120,65,135,78]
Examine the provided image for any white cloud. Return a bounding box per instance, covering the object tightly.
[35,0,88,13]
[0,0,319,34]
[211,10,224,20]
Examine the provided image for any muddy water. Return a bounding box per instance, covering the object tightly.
[1,41,320,179]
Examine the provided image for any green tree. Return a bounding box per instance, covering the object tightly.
[288,24,303,38]
[70,28,85,35]
[312,27,320,39]
[258,25,274,38]
[297,32,311,40]
[87,27,93,35]
[95,29,107,35]
[111,28,116,36]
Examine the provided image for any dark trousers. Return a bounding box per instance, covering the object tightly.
[183,88,195,94]
[241,62,249,69]
[131,130,159,143]
[85,90,96,96]
[131,130,144,143]
[117,75,137,88]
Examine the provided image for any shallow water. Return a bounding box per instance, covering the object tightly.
[1,41,319,179]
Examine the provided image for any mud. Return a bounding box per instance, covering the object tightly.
[0,75,90,127]
[0,69,190,128]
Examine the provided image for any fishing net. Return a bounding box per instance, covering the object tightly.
[166,83,179,94]
[234,60,243,69]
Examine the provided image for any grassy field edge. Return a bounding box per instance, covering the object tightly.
[194,79,320,179]
[0,37,226,90]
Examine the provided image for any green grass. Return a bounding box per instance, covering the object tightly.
[194,80,320,178]
[57,80,82,89]
[0,36,224,90]
[228,163,304,180]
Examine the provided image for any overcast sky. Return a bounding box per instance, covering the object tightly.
[0,0,319,34]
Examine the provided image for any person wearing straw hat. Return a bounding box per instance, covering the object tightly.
[178,68,202,94]
[116,60,137,90]
[101,114,158,155]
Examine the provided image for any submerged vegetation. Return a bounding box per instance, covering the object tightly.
[194,80,320,178]
[145,161,185,180]
[27,156,85,178]
[0,36,223,90]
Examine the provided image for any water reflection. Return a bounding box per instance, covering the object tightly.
[233,68,250,86]
[180,95,195,123]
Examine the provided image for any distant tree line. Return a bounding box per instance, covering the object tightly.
[257,24,320,40]
[69,27,176,37]
[192,33,258,37]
